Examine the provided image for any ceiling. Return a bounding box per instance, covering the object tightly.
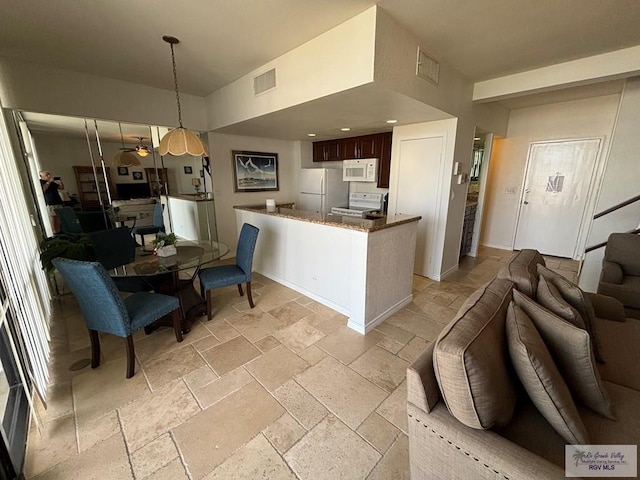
[3,0,640,140]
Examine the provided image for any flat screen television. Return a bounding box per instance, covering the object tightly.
[116,183,151,199]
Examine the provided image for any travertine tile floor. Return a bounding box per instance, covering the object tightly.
[24,247,578,479]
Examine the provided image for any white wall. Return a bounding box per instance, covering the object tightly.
[208,132,299,253]
[481,94,620,250]
[580,77,640,291]
[205,7,377,130]
[0,56,206,131]
[373,8,472,120]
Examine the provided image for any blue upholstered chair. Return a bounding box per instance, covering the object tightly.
[52,257,183,378]
[89,227,156,293]
[131,203,165,248]
[56,206,83,234]
[198,223,259,320]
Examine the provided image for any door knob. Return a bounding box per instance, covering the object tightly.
[523,201,529,205]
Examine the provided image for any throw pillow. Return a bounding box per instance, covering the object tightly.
[506,302,589,445]
[536,276,586,330]
[433,278,517,429]
[538,265,604,363]
[497,249,545,297]
[537,264,604,363]
[512,290,615,420]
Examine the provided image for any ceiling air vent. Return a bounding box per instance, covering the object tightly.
[416,48,440,85]
[254,68,276,95]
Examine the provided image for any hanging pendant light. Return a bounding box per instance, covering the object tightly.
[113,123,141,166]
[159,36,208,157]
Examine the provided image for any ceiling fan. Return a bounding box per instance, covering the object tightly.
[119,137,152,157]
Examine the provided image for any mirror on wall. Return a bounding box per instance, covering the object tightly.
[13,110,218,245]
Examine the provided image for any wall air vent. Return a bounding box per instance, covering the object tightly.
[416,48,440,85]
[254,68,276,95]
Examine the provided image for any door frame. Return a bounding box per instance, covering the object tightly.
[468,132,494,257]
[512,137,604,259]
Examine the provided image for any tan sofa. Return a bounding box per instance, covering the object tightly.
[407,250,640,479]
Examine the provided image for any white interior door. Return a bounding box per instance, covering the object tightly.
[394,136,444,277]
[514,138,601,258]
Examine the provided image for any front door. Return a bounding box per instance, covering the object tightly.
[514,138,601,258]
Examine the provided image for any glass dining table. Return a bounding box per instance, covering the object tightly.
[110,240,230,333]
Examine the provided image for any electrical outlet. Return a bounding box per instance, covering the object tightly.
[505,187,517,194]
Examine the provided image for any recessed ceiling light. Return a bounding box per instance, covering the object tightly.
[386,119,398,124]
[307,133,317,137]
[474,137,481,141]
[341,128,351,132]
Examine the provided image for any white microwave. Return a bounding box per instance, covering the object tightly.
[343,158,378,182]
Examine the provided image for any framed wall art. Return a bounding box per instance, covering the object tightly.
[231,150,279,192]
[184,166,193,174]
[132,171,143,181]
[117,166,129,176]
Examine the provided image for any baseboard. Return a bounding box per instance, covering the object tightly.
[254,270,350,317]
[439,264,459,281]
[479,242,513,251]
[348,294,413,335]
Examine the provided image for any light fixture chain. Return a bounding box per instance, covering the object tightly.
[169,42,184,128]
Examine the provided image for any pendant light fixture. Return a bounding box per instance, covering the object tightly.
[113,123,141,166]
[159,35,208,157]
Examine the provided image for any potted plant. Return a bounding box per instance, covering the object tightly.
[39,233,95,272]
[152,233,177,257]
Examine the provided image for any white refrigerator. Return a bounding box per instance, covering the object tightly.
[297,168,349,214]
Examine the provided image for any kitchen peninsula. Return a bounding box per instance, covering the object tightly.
[161,194,218,242]
[235,204,420,334]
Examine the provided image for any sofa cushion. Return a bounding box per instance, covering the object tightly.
[512,290,615,420]
[506,302,589,445]
[594,316,640,391]
[536,276,586,330]
[497,249,545,297]
[537,264,604,362]
[579,381,640,445]
[433,278,516,429]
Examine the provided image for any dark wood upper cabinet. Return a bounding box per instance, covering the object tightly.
[313,139,342,162]
[340,134,380,159]
[377,132,393,188]
[341,137,360,159]
[359,135,380,158]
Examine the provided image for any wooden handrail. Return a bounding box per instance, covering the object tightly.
[584,228,640,253]
[593,194,640,220]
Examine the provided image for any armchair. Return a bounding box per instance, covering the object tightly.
[597,232,640,310]
[52,257,182,378]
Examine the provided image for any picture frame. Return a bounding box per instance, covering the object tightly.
[184,166,193,174]
[117,166,129,176]
[232,150,279,192]
[132,171,143,181]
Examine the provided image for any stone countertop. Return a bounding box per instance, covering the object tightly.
[234,204,420,233]
[166,194,215,202]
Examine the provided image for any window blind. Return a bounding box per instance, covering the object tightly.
[0,106,51,404]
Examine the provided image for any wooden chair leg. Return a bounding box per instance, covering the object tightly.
[206,289,213,321]
[237,283,244,297]
[125,335,135,379]
[246,281,255,309]
[172,309,184,342]
[89,329,100,369]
